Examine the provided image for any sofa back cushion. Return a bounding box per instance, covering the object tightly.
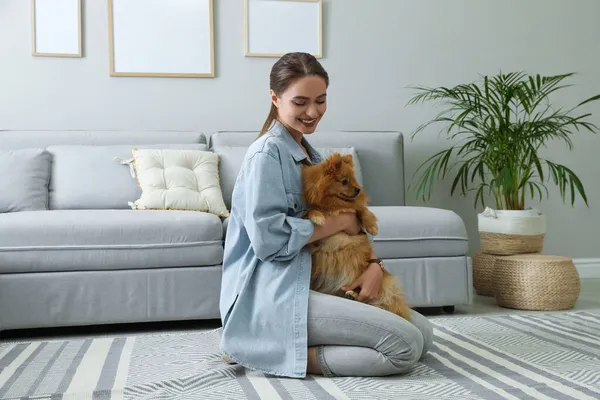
[209,130,405,206]
[47,144,208,210]
[212,144,363,209]
[0,148,52,212]
[0,130,206,149]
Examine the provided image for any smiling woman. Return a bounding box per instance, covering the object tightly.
[258,52,328,139]
[218,52,434,379]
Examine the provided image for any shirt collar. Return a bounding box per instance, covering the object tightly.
[271,120,321,165]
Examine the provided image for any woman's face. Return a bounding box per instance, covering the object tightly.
[272,75,327,137]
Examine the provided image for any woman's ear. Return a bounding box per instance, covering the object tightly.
[270,90,279,108]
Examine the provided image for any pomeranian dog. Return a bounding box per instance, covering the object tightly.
[301,152,412,321]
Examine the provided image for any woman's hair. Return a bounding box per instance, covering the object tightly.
[258,52,329,137]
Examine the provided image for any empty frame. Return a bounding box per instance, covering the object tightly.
[245,0,322,58]
[108,0,215,78]
[31,0,82,57]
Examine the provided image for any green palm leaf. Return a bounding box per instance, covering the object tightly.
[407,71,599,210]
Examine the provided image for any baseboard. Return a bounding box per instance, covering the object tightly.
[573,258,600,278]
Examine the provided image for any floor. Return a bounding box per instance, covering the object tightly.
[1,278,599,342]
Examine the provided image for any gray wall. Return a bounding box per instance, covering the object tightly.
[1,0,599,260]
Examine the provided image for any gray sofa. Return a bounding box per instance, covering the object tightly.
[0,129,472,332]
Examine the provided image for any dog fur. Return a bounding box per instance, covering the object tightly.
[301,152,412,321]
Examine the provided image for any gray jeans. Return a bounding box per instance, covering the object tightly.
[308,290,433,377]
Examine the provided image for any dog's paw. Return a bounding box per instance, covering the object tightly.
[307,210,326,226]
[364,223,379,236]
[345,290,358,300]
[358,209,378,236]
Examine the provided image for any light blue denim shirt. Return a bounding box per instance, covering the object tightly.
[219,120,323,378]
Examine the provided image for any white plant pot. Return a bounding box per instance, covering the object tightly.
[477,207,546,255]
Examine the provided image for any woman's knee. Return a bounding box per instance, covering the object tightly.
[383,318,425,371]
[408,310,434,356]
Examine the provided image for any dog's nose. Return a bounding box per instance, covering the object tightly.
[354,187,360,195]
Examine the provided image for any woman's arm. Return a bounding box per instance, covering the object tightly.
[307,212,361,244]
[239,151,353,262]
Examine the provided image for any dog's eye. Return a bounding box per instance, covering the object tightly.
[341,178,349,185]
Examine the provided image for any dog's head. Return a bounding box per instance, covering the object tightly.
[302,152,368,208]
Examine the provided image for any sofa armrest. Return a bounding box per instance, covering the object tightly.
[369,206,468,259]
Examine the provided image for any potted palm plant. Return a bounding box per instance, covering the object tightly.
[407,72,600,255]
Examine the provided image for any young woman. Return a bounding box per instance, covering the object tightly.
[219,52,433,378]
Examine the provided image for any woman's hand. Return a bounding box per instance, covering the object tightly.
[308,212,362,244]
[338,212,362,235]
[341,262,384,304]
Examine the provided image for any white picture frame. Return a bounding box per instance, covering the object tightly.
[31,0,82,57]
[108,0,215,78]
[244,0,322,58]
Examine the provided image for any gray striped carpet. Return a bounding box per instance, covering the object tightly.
[0,310,599,399]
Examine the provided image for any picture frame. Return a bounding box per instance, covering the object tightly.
[244,0,322,58]
[108,0,215,78]
[31,0,82,58]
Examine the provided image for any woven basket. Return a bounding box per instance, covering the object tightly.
[478,207,546,255]
[473,252,498,296]
[492,255,580,311]
[479,232,544,255]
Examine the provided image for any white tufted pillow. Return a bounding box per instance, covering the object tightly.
[130,149,229,217]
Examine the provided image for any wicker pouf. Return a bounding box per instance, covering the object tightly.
[473,252,498,296]
[479,232,544,255]
[493,255,581,311]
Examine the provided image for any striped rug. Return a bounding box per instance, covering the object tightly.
[0,309,599,399]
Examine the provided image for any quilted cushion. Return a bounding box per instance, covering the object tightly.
[131,149,229,217]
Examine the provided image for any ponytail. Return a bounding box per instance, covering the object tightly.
[258,103,278,138]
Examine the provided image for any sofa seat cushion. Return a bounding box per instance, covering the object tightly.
[0,210,223,273]
[370,206,468,259]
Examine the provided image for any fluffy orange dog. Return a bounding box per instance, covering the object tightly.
[302,153,412,321]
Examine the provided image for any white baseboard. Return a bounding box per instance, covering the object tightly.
[573,258,600,278]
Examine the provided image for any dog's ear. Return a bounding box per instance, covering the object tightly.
[326,153,343,174]
[341,154,353,166]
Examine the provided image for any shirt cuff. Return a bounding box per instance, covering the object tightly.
[286,216,315,253]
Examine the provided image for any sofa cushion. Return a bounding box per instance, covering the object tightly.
[370,206,469,259]
[210,130,405,206]
[221,206,467,259]
[47,144,208,210]
[212,144,363,208]
[212,146,246,209]
[0,131,206,150]
[0,210,223,273]
[0,148,52,213]
[130,149,229,217]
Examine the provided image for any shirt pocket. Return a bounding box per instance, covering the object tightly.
[286,191,307,217]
